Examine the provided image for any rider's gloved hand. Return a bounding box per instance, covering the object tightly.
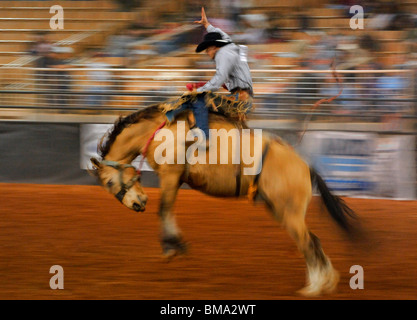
[186,82,206,91]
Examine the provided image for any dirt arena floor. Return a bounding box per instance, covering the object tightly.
[0,183,416,300]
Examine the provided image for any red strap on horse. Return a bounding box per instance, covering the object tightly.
[137,120,167,175]
[311,61,343,109]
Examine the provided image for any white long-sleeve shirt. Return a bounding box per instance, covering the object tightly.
[197,24,253,95]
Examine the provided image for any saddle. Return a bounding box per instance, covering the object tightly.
[159,91,253,123]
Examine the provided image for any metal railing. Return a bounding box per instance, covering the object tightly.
[0,66,415,131]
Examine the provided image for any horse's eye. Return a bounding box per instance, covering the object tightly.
[106,180,114,188]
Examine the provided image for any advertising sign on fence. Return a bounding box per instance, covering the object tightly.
[300,131,377,196]
[300,131,416,199]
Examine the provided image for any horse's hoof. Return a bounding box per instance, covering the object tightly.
[322,269,340,294]
[162,249,179,261]
[297,268,340,297]
[161,236,188,260]
[297,285,322,298]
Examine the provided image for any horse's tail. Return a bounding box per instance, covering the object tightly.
[310,167,357,232]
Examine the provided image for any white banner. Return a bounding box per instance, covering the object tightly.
[373,135,416,199]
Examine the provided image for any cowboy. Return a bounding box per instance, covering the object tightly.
[167,7,253,147]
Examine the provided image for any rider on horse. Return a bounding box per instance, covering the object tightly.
[164,7,254,146]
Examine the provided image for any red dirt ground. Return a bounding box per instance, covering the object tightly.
[0,183,416,300]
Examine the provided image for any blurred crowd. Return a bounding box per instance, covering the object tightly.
[26,0,417,123]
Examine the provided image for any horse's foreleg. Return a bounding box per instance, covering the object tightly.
[158,174,187,259]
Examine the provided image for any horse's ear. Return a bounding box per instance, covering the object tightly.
[90,157,101,170]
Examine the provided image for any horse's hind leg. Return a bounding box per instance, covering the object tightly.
[261,190,339,296]
[281,205,339,297]
[257,141,339,296]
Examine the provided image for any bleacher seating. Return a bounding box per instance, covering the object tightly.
[0,0,136,66]
[1,0,412,70]
[124,0,415,71]
[0,0,140,111]
[0,0,414,113]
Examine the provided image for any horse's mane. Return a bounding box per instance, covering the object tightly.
[99,104,161,158]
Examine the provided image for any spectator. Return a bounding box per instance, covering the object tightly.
[85,50,112,110]
[45,46,73,110]
[389,13,414,30]
[116,0,142,11]
[265,15,285,43]
[233,14,269,44]
[294,59,320,112]
[106,28,136,58]
[358,34,380,53]
[29,32,52,104]
[320,72,359,115]
[356,62,383,117]
[184,0,206,22]
[29,32,52,68]
[375,73,408,121]
[297,9,311,32]
[218,0,246,30]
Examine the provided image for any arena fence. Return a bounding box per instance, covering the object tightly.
[0,67,415,129]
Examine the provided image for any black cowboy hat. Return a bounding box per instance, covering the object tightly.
[196,32,231,53]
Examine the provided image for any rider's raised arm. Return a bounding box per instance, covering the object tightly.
[195,7,232,43]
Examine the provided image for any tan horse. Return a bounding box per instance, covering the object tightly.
[90,104,357,297]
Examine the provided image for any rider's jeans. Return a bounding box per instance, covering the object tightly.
[190,95,209,139]
[165,95,209,139]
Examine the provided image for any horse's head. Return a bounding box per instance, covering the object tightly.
[90,158,148,212]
